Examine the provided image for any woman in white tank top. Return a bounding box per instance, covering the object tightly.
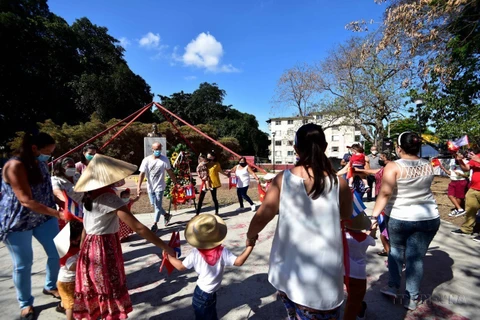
[229,157,259,212]
[371,131,440,311]
[246,124,352,319]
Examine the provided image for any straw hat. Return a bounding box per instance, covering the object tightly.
[74,154,137,192]
[263,173,276,181]
[347,212,372,231]
[185,214,227,249]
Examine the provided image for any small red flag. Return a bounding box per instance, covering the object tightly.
[258,184,266,202]
[159,231,181,275]
[431,158,441,167]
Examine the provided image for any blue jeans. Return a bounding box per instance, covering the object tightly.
[192,285,217,320]
[4,217,60,309]
[237,186,253,208]
[386,216,440,300]
[149,191,166,223]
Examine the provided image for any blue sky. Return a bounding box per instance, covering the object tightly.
[48,0,386,132]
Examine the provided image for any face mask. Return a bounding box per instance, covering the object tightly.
[65,168,76,177]
[85,154,95,162]
[348,150,353,155]
[37,154,51,162]
[122,197,130,204]
[239,162,247,167]
[378,160,386,167]
[153,150,161,157]
[371,151,378,155]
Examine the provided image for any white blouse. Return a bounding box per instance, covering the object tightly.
[83,193,125,235]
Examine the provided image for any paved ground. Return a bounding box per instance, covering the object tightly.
[0,200,479,320]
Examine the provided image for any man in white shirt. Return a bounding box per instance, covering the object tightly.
[137,143,178,232]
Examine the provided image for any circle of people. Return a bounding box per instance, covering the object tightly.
[1,125,479,320]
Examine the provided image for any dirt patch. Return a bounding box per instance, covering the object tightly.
[130,176,465,227]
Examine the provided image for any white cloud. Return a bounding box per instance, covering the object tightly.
[139,32,161,49]
[119,37,131,48]
[184,76,197,81]
[180,32,239,73]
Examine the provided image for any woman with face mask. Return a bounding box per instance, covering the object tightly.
[75,144,97,175]
[196,151,229,216]
[0,132,65,320]
[51,157,84,230]
[229,156,260,212]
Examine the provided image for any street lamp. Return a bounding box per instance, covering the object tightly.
[414,99,425,158]
[272,132,276,172]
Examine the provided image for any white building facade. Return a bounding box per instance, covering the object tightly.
[267,115,362,164]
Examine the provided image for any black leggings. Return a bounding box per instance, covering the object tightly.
[237,186,253,208]
[196,187,219,215]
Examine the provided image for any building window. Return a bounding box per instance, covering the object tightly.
[332,146,339,152]
[275,151,282,157]
[332,135,340,141]
[355,135,361,142]
[287,120,294,124]
[287,129,294,136]
[275,141,281,146]
[287,151,294,156]
[275,121,281,125]
[288,140,294,146]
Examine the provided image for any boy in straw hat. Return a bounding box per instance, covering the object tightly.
[73,154,175,320]
[166,214,256,319]
[343,212,376,320]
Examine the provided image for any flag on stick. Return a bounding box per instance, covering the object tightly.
[160,231,181,275]
[258,184,266,202]
[447,135,469,152]
[352,190,366,218]
[431,158,441,167]
[62,191,83,222]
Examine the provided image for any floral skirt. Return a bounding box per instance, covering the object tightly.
[118,221,134,241]
[74,233,132,320]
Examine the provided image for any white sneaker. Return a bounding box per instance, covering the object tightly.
[251,204,256,212]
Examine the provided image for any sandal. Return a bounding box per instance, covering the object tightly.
[42,288,61,299]
[55,301,66,314]
[377,250,388,257]
[20,307,35,320]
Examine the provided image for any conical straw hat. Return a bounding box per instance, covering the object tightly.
[74,154,137,192]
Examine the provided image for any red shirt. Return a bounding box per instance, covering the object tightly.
[350,153,366,167]
[469,156,480,190]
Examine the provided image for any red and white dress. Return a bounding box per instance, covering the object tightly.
[74,189,133,320]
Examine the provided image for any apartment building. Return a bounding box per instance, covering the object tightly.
[267,114,362,164]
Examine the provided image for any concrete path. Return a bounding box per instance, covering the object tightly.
[0,201,479,319]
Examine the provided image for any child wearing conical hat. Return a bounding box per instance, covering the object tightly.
[72,154,175,320]
[166,214,256,320]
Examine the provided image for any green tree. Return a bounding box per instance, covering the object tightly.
[0,2,153,146]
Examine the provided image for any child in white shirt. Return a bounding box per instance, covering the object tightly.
[344,213,376,320]
[167,214,256,320]
[56,220,83,320]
